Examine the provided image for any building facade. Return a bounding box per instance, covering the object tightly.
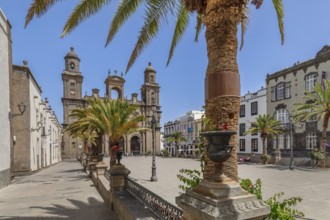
[10,63,62,176]
[266,45,330,157]
[0,9,12,188]
[61,48,161,158]
[163,110,204,156]
[238,87,267,155]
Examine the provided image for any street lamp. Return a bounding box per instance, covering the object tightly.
[289,117,295,170]
[9,102,26,118]
[150,104,158,182]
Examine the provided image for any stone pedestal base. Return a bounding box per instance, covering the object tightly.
[176,181,269,220]
[110,164,130,191]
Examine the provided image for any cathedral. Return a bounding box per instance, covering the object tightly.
[61,47,161,158]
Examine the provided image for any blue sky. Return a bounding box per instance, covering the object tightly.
[1,1,330,126]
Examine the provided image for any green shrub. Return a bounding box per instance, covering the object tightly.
[240,178,262,200]
[266,192,304,220]
[240,178,304,220]
[310,148,325,167]
[260,154,271,164]
[162,149,169,157]
[177,169,202,192]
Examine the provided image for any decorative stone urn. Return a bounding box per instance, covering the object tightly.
[176,130,270,220]
[201,130,236,182]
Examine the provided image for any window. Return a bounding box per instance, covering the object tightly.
[306,132,317,149]
[275,134,290,149]
[277,134,285,149]
[305,73,317,92]
[70,62,75,71]
[277,83,284,100]
[239,123,245,136]
[240,105,245,117]
[251,139,258,152]
[271,87,276,101]
[251,124,258,136]
[285,82,291,98]
[239,139,246,151]
[271,82,291,101]
[275,108,290,124]
[251,102,258,115]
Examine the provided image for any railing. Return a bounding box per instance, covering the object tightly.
[125,177,183,220]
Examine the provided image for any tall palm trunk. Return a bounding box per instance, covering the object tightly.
[321,113,329,167]
[261,134,267,155]
[203,0,245,182]
[176,141,179,158]
[109,138,117,168]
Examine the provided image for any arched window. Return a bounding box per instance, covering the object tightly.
[70,62,75,71]
[274,108,290,124]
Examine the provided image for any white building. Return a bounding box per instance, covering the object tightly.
[11,62,62,175]
[0,9,12,188]
[164,110,204,156]
[238,87,267,155]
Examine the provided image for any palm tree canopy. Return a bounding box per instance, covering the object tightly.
[25,0,284,72]
[66,97,145,145]
[167,131,187,144]
[293,81,330,123]
[244,114,283,137]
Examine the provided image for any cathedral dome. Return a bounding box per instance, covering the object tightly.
[144,62,156,72]
[65,47,80,60]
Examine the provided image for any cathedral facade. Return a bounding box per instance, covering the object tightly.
[61,47,161,158]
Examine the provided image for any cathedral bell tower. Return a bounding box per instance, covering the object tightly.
[61,47,84,159]
[62,47,83,100]
[141,62,162,154]
[141,62,160,106]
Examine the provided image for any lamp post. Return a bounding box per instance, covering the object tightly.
[289,120,295,170]
[150,104,158,182]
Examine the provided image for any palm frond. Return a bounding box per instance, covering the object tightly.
[239,5,249,50]
[272,0,285,44]
[194,13,203,42]
[61,0,111,37]
[105,0,144,46]
[125,0,177,72]
[25,0,63,27]
[166,2,190,66]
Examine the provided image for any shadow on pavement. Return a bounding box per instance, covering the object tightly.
[60,168,84,173]
[0,197,118,220]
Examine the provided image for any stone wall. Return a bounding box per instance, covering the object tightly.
[88,164,157,219]
[11,66,31,175]
[0,9,12,188]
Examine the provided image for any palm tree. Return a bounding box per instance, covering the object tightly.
[25,0,284,181]
[167,132,187,157]
[293,81,330,166]
[66,97,144,167]
[244,114,283,156]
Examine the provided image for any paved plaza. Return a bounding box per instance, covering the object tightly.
[1,157,329,220]
[113,156,330,220]
[0,160,118,220]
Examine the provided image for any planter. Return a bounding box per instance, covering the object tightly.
[200,130,236,182]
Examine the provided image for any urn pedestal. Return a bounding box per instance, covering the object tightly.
[176,131,270,220]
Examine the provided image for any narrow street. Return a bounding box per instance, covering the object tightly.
[0,160,118,220]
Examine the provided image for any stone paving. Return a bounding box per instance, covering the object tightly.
[1,157,329,220]
[107,156,330,220]
[0,160,118,220]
